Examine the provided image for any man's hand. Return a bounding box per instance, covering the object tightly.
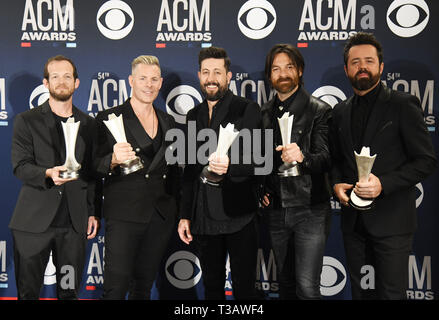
[178,219,193,245]
[87,216,100,239]
[353,173,382,199]
[46,166,76,186]
[276,143,304,163]
[334,183,354,206]
[111,142,136,166]
[208,152,229,175]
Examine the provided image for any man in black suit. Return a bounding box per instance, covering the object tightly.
[330,32,437,299]
[260,44,332,299]
[10,55,100,299]
[95,55,180,299]
[177,47,262,299]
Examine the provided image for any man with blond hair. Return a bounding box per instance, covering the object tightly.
[95,55,180,299]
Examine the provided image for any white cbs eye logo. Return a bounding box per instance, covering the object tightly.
[29,84,49,109]
[415,182,424,208]
[387,0,429,38]
[43,251,57,285]
[312,86,347,108]
[237,0,276,40]
[166,85,202,124]
[97,0,134,40]
[320,256,347,296]
[165,251,202,289]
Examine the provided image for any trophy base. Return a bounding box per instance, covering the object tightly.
[200,166,223,187]
[59,169,80,179]
[121,157,144,175]
[349,191,374,211]
[278,162,300,177]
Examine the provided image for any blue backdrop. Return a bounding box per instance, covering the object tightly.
[0,0,437,300]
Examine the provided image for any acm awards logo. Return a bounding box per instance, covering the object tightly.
[155,0,211,46]
[237,0,277,40]
[20,0,76,46]
[96,0,134,40]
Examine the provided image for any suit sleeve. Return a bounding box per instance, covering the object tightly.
[379,95,437,195]
[11,114,51,189]
[301,103,332,174]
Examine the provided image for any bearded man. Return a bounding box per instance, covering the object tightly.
[259,43,333,300]
[330,32,437,299]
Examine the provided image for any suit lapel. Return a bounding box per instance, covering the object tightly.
[362,85,392,148]
[209,90,233,131]
[71,106,86,164]
[41,101,64,164]
[123,101,151,151]
[340,96,357,165]
[147,108,170,173]
[261,99,275,129]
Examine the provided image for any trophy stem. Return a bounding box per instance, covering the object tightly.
[278,161,300,177]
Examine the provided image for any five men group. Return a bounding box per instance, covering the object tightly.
[9,32,437,300]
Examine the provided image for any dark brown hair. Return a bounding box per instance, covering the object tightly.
[43,55,78,80]
[198,46,231,72]
[343,32,383,66]
[265,43,305,87]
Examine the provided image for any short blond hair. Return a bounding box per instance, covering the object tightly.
[131,55,161,74]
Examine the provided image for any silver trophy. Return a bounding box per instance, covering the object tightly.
[200,123,240,187]
[103,113,143,175]
[277,112,300,177]
[59,117,81,179]
[348,146,377,211]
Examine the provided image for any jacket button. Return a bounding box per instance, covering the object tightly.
[58,191,62,195]
[145,174,149,179]
[163,174,166,179]
[136,148,140,152]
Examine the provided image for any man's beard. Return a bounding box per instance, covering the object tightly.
[272,76,298,94]
[349,69,381,91]
[49,85,74,102]
[200,81,228,101]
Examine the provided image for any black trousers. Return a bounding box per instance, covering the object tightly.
[343,215,413,300]
[102,210,175,300]
[12,227,87,300]
[195,219,260,300]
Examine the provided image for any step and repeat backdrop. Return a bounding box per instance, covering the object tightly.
[0,0,437,300]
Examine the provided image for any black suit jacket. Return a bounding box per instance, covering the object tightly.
[330,85,437,237]
[180,90,262,222]
[10,101,99,233]
[94,99,179,224]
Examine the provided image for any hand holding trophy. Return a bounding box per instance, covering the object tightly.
[348,146,377,211]
[103,113,144,175]
[59,117,81,179]
[277,112,300,177]
[200,123,239,187]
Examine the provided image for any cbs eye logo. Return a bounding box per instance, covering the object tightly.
[320,256,347,296]
[165,251,202,289]
[312,86,347,108]
[237,0,276,40]
[166,85,202,124]
[29,84,49,109]
[97,0,134,40]
[387,0,429,38]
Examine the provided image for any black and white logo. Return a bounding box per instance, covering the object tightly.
[29,84,50,109]
[312,86,347,108]
[165,251,202,289]
[237,0,276,40]
[387,0,429,38]
[97,0,134,40]
[320,256,347,296]
[166,85,202,124]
